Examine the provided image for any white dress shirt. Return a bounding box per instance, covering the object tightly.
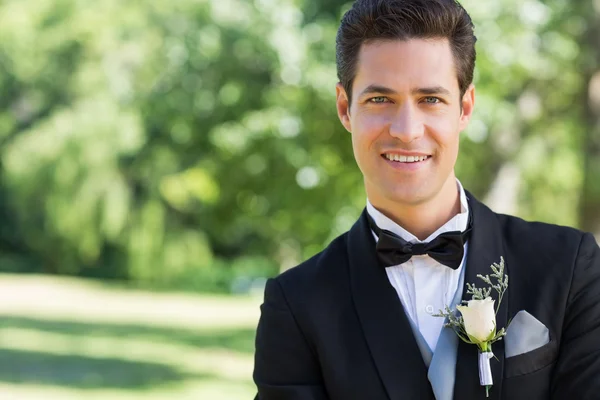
[366,180,470,353]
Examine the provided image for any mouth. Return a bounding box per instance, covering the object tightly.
[381,153,431,163]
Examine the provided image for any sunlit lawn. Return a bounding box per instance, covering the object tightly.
[0,274,261,399]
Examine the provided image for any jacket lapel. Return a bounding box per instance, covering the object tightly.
[454,192,509,400]
[348,210,435,400]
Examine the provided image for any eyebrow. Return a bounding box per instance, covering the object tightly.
[358,84,452,98]
[358,85,398,98]
[413,86,452,97]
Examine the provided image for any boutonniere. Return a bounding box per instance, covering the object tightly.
[434,257,509,397]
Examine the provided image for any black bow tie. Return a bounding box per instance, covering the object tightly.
[367,211,472,270]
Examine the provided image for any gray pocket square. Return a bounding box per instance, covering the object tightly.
[505,310,550,358]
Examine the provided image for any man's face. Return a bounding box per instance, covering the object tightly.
[336,38,474,208]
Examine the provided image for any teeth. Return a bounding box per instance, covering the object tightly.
[385,154,429,163]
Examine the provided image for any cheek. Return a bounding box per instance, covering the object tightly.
[350,114,388,169]
[352,112,389,141]
[426,115,460,149]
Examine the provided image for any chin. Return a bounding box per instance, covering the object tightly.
[384,186,433,206]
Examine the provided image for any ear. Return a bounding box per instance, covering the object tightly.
[459,84,475,131]
[336,83,352,132]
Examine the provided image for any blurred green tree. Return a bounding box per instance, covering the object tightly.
[0,0,595,291]
[579,0,600,236]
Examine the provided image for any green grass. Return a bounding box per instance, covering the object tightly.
[0,273,261,399]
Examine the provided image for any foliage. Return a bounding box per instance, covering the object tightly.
[0,0,596,289]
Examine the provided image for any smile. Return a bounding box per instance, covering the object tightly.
[382,154,431,163]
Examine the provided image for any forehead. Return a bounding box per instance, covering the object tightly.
[353,38,459,95]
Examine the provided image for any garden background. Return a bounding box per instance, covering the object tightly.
[0,0,598,398]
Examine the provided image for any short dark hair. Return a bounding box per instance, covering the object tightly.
[336,0,477,105]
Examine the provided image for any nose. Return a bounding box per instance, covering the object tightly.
[388,103,424,143]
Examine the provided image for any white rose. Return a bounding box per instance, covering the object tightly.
[457,297,496,343]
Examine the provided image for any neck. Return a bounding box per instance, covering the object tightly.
[369,177,461,241]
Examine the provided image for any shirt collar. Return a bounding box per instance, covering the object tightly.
[366,179,470,243]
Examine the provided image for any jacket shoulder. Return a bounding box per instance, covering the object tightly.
[270,231,350,299]
[279,232,348,278]
[497,212,585,249]
[495,213,589,271]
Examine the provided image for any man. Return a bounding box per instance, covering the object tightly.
[253,0,600,399]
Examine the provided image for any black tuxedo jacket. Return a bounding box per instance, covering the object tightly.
[253,193,600,399]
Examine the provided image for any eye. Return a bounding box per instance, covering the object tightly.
[368,96,389,104]
[422,96,441,104]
